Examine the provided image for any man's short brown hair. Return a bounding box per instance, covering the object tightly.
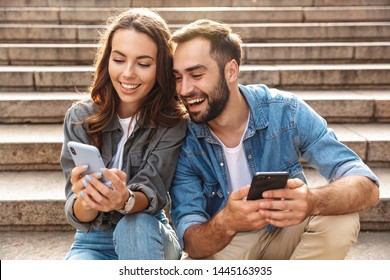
[171,19,242,72]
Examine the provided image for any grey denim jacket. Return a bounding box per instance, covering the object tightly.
[60,99,187,232]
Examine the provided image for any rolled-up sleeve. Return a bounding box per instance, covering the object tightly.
[334,160,380,187]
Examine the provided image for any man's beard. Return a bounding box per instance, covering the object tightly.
[185,75,230,124]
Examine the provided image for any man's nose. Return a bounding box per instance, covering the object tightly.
[179,78,194,96]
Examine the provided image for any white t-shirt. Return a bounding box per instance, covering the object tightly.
[211,115,251,193]
[111,115,136,170]
[222,141,252,192]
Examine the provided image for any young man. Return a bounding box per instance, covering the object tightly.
[170,19,380,260]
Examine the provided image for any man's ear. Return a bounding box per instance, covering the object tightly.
[224,59,239,83]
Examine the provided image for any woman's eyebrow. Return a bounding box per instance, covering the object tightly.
[111,50,156,61]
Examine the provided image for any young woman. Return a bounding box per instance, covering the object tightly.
[60,8,187,260]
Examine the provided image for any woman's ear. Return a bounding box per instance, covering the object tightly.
[224,59,239,83]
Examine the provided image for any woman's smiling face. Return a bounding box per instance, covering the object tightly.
[109,28,157,118]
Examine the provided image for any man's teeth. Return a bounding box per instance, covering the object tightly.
[188,98,204,105]
[121,83,139,90]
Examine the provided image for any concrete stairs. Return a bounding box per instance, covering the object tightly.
[0,0,389,259]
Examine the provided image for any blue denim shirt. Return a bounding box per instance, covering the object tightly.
[170,84,379,248]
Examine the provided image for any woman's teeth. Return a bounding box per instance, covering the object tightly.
[121,83,139,90]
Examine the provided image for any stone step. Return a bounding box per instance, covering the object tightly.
[0,43,96,65]
[0,0,132,7]
[0,230,75,259]
[0,92,81,123]
[243,42,390,64]
[1,230,389,259]
[11,228,390,260]
[0,124,63,171]
[2,0,389,8]
[0,123,389,170]
[0,22,389,43]
[2,42,390,66]
[0,168,387,231]
[0,171,70,231]
[239,64,390,90]
[223,22,390,43]
[0,64,389,92]
[0,65,94,92]
[1,90,389,124]
[1,6,389,24]
[294,90,390,123]
[335,123,390,167]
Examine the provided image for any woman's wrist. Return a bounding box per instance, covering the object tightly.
[73,195,99,222]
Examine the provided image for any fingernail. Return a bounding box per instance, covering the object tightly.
[100,168,107,173]
[82,180,88,187]
[95,172,102,177]
[81,191,85,198]
[85,175,92,181]
[82,165,88,169]
[104,181,112,187]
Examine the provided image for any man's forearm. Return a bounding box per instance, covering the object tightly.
[309,175,379,216]
[183,209,236,259]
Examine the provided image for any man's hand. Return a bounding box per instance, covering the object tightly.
[258,178,310,228]
[183,185,268,258]
[218,185,268,236]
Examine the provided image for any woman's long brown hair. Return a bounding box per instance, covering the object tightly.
[84,8,186,147]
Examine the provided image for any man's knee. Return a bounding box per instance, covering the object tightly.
[302,213,360,259]
[308,213,360,242]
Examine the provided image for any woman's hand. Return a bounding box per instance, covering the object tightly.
[70,166,128,221]
[75,167,128,212]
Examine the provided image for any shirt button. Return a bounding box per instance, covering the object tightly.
[220,162,224,167]
[248,155,253,160]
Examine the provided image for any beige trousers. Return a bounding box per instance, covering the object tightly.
[182,213,360,260]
